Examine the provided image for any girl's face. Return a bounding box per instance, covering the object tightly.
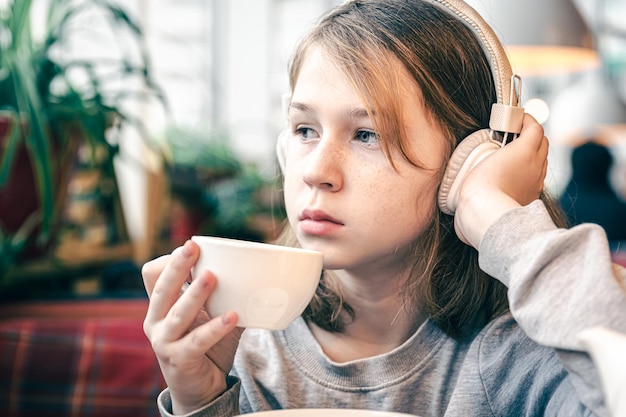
[283,47,446,275]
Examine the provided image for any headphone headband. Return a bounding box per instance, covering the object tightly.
[428,0,525,135]
[277,0,527,172]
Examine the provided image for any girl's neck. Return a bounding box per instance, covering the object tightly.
[309,309,425,363]
[309,269,427,362]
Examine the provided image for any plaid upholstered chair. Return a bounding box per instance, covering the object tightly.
[0,298,165,417]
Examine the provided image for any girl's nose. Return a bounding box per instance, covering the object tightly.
[302,135,345,192]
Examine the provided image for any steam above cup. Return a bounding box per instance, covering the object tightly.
[191,236,323,330]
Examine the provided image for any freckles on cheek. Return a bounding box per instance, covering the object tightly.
[363,183,394,220]
[414,181,440,218]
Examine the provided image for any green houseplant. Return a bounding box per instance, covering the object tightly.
[161,126,285,248]
[0,0,166,284]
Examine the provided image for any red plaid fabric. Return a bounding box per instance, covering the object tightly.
[0,314,165,417]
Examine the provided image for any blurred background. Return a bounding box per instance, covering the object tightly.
[1,1,625,416]
[0,0,340,299]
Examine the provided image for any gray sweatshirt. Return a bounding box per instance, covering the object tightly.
[157,201,626,416]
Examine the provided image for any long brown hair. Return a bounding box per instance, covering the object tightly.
[278,0,566,339]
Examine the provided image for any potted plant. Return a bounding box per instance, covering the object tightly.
[0,0,166,284]
[160,125,285,249]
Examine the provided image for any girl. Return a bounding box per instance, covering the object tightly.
[142,1,626,416]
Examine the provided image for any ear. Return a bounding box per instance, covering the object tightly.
[276,128,289,173]
[438,129,500,215]
[276,93,292,173]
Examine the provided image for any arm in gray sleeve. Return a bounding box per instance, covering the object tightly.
[478,200,626,416]
[478,200,626,349]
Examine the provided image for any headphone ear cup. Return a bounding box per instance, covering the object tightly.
[438,129,499,215]
[276,129,289,173]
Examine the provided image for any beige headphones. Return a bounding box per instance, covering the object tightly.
[430,0,524,215]
[276,0,525,216]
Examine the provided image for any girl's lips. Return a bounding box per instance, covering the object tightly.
[299,209,344,236]
[299,209,343,224]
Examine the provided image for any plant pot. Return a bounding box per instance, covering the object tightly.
[0,113,78,262]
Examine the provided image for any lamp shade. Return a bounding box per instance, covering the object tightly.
[464,0,600,76]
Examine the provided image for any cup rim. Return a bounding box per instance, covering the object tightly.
[191,235,323,256]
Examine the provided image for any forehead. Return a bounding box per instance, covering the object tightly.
[292,46,424,114]
[292,46,446,171]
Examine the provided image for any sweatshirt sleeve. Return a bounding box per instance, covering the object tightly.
[478,200,626,350]
[477,199,626,416]
[157,377,241,417]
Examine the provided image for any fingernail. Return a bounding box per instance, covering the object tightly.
[222,312,238,327]
[181,240,193,258]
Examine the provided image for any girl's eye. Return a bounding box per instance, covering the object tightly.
[355,130,379,147]
[294,126,318,140]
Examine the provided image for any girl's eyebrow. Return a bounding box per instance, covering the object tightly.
[348,107,374,120]
[289,102,313,114]
[289,102,374,120]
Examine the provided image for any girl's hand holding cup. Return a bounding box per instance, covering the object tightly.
[141,240,243,414]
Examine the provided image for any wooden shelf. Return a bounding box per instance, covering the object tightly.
[5,242,133,279]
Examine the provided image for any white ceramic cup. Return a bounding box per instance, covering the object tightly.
[191,236,323,330]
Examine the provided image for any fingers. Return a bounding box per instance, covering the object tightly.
[154,310,240,411]
[144,240,200,326]
[519,113,544,146]
[512,115,549,201]
[161,270,219,341]
[142,254,171,297]
[176,310,239,359]
[501,116,543,168]
[539,135,549,190]
[509,114,544,153]
[140,240,243,412]
[510,114,549,176]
